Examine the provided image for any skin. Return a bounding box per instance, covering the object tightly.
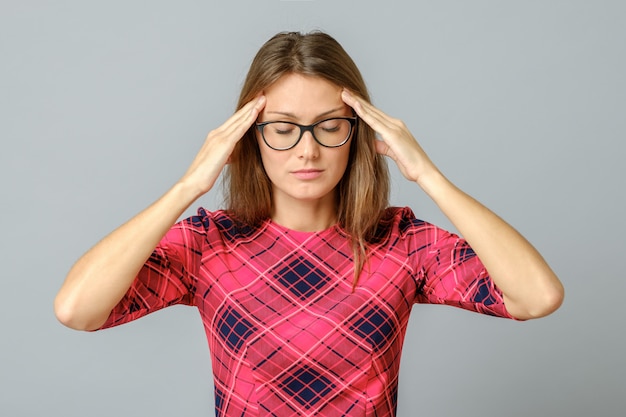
[257,73,353,231]
[341,88,564,320]
[54,73,564,331]
[54,95,268,331]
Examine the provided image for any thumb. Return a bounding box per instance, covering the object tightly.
[375,139,392,158]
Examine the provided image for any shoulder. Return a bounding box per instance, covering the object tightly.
[179,208,264,244]
[375,206,430,237]
[372,207,456,255]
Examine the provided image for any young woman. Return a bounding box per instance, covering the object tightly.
[54,31,564,416]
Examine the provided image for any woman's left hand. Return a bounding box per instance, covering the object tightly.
[341,89,438,185]
[342,89,564,320]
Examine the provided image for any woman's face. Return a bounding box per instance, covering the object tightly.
[256,73,353,213]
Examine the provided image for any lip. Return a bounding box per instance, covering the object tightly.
[291,169,324,180]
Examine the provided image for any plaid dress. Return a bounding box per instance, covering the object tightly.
[100,206,513,416]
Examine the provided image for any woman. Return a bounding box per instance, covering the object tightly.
[55,31,564,416]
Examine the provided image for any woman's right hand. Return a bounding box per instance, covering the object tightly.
[179,95,266,198]
[54,95,266,331]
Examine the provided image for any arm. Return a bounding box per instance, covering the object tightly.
[341,90,563,320]
[54,96,266,331]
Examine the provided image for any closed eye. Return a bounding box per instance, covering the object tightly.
[321,125,340,133]
[270,122,297,135]
[317,120,341,132]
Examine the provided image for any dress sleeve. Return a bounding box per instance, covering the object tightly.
[97,211,208,330]
[398,208,515,319]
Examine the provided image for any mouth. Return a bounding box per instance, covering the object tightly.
[291,169,324,180]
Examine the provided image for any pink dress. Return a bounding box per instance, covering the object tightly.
[99,207,513,416]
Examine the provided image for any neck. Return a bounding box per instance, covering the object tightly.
[271,199,338,232]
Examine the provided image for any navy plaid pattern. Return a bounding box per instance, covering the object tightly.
[100,207,513,416]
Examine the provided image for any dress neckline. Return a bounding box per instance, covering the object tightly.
[266,218,344,241]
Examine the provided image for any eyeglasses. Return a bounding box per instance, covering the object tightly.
[255,117,357,151]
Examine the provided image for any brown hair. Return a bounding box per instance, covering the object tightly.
[224,31,390,284]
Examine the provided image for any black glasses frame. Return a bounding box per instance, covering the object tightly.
[255,117,357,151]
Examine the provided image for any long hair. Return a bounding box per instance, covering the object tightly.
[224,31,390,285]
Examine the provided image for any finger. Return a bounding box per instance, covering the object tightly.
[222,95,265,133]
[216,95,266,139]
[341,89,384,118]
[341,90,397,136]
[342,89,388,120]
[232,95,266,135]
[374,139,392,157]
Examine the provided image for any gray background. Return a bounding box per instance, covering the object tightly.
[1,1,624,416]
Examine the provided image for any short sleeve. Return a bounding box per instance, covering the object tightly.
[396,207,514,319]
[97,210,208,329]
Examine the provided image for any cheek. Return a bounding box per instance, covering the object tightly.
[257,141,281,179]
[335,145,353,182]
[328,149,351,184]
[339,146,352,169]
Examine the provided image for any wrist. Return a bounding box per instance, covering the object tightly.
[173,176,209,202]
[166,180,204,212]
[415,168,450,198]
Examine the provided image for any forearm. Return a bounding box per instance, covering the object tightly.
[54,97,266,331]
[418,170,564,320]
[339,90,563,319]
[54,181,201,331]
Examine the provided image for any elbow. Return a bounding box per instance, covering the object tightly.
[509,279,565,320]
[54,293,106,331]
[533,283,565,318]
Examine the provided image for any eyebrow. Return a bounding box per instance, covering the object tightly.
[265,106,346,119]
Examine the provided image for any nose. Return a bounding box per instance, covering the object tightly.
[296,130,320,159]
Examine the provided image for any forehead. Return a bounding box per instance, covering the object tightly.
[262,73,348,121]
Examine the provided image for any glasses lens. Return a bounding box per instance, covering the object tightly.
[260,118,353,150]
[314,119,352,147]
[262,122,301,150]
